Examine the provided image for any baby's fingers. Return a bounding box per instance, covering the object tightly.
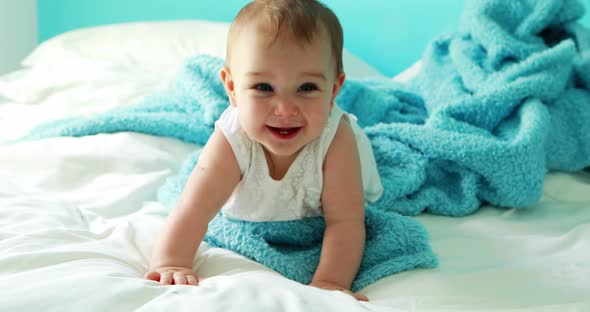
[144,271,161,282]
[341,289,369,302]
[159,271,173,285]
[173,272,188,285]
[144,269,201,286]
[351,292,369,302]
[186,275,199,286]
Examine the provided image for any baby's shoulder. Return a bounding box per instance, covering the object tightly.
[328,116,357,156]
[214,106,253,173]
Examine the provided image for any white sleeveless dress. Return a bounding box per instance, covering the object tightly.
[215,104,383,222]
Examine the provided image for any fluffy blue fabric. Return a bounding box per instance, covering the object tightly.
[207,208,434,291]
[16,0,590,289]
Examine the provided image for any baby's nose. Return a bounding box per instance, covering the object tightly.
[273,98,299,117]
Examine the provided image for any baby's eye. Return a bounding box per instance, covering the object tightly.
[298,83,318,93]
[254,83,273,92]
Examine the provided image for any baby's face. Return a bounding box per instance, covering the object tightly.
[222,26,345,160]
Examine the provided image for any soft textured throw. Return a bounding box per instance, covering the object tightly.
[17,0,590,289]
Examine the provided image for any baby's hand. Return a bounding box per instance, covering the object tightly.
[144,266,202,286]
[309,281,369,302]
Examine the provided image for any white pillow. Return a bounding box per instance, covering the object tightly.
[392,61,422,83]
[23,20,384,78]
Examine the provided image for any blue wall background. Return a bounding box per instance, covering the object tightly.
[38,0,590,77]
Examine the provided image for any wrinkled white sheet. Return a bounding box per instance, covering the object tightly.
[1,64,589,312]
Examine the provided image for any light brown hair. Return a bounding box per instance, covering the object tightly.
[225,0,344,75]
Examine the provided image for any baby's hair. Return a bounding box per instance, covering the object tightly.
[226,0,344,75]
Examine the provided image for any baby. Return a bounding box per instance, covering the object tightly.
[145,0,382,301]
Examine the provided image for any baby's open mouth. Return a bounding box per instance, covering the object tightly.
[266,126,302,139]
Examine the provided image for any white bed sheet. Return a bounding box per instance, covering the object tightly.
[1,64,589,312]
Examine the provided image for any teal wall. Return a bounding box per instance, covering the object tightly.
[38,0,245,37]
[327,0,465,77]
[38,0,590,77]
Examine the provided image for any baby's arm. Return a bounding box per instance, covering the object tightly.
[145,128,241,285]
[311,118,368,301]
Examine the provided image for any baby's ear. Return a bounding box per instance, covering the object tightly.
[330,72,346,109]
[220,67,237,107]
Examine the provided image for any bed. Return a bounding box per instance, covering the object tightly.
[1,15,590,312]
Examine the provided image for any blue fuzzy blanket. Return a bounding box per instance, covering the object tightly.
[17,0,590,290]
